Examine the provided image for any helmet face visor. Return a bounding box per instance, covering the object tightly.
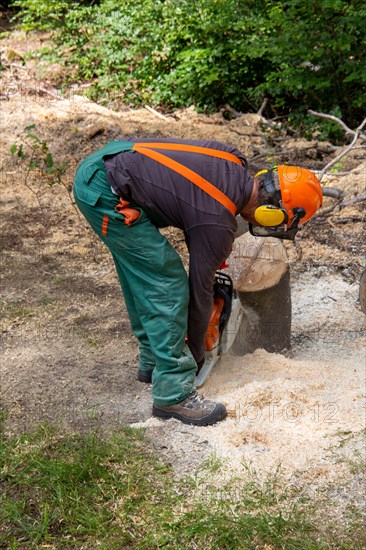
[249,223,300,241]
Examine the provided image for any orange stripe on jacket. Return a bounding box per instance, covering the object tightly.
[133,143,242,165]
[132,145,238,216]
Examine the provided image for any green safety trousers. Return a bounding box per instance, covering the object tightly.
[73,141,197,406]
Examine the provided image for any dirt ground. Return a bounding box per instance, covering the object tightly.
[1,30,365,521]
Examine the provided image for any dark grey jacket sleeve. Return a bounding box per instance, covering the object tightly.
[185,225,234,364]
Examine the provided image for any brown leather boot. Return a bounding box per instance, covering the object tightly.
[153,392,227,426]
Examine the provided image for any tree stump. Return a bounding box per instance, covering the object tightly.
[232,270,291,355]
[360,267,366,314]
[226,232,291,355]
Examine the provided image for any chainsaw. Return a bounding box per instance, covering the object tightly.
[195,271,244,387]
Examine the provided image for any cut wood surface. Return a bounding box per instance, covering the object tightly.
[226,232,289,292]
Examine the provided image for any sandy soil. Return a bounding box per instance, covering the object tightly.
[1,30,365,523]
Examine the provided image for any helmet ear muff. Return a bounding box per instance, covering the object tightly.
[254,205,287,226]
[254,168,287,227]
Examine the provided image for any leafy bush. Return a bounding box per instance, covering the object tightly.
[10,124,69,187]
[11,0,366,126]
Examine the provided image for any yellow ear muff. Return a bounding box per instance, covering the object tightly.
[254,205,286,226]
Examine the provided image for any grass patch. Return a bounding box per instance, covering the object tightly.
[0,412,364,549]
[0,302,33,320]
[348,450,366,475]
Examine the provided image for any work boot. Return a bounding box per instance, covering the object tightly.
[137,369,153,383]
[152,392,227,426]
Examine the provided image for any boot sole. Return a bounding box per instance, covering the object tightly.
[152,404,227,426]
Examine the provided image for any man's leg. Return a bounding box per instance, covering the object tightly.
[74,163,196,406]
[109,224,196,406]
[73,156,227,425]
[112,254,155,379]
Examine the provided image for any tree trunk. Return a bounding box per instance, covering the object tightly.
[231,270,291,355]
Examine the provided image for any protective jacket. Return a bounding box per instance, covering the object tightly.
[102,138,253,364]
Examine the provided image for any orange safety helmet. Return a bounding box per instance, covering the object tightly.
[250,165,323,240]
[278,165,323,224]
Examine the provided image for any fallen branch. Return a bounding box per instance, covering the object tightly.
[257,97,269,117]
[340,194,366,208]
[269,114,289,122]
[250,151,284,162]
[313,202,340,220]
[221,104,242,119]
[10,63,27,71]
[37,87,63,100]
[319,171,352,176]
[309,109,366,142]
[144,105,174,122]
[318,117,366,181]
[321,187,344,199]
[313,193,366,221]
[333,216,364,224]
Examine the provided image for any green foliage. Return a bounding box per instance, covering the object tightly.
[257,0,366,126]
[11,0,366,127]
[10,125,69,187]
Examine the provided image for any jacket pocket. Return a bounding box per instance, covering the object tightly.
[74,186,102,206]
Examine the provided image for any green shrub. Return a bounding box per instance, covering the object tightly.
[11,0,366,127]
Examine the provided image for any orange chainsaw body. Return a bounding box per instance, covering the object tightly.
[196,272,244,387]
[205,296,225,351]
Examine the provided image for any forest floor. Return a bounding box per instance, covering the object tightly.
[1,28,365,538]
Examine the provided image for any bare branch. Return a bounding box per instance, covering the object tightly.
[309,109,366,141]
[333,216,363,224]
[144,105,174,122]
[316,171,353,176]
[10,63,27,71]
[321,187,344,199]
[313,193,366,221]
[340,194,366,208]
[250,151,284,161]
[313,202,340,220]
[257,98,269,117]
[221,104,242,119]
[269,114,289,122]
[318,117,366,181]
[37,87,62,100]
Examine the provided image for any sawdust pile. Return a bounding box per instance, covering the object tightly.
[133,272,365,482]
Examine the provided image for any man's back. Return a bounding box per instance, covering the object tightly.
[103,138,253,232]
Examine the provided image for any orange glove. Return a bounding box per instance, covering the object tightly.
[115,199,141,226]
